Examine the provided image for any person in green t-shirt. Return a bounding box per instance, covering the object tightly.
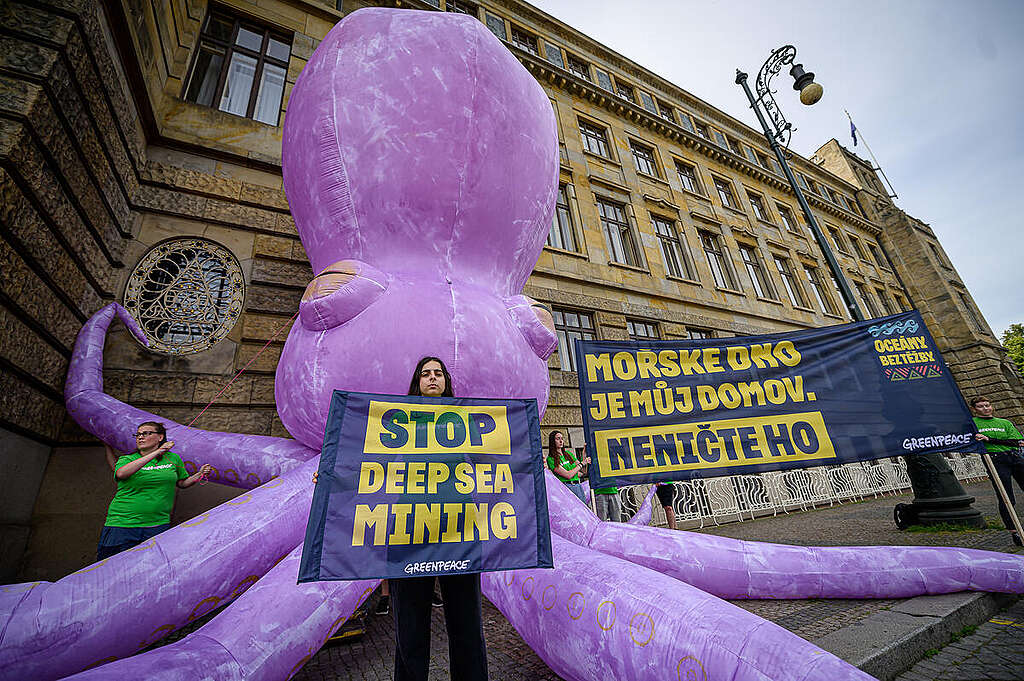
[96,421,212,560]
[586,446,620,521]
[546,431,587,504]
[970,396,1024,546]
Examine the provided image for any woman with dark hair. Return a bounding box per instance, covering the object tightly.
[312,357,488,680]
[390,356,488,681]
[547,430,587,504]
[96,421,212,560]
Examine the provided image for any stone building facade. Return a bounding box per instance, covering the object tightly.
[1,0,1019,581]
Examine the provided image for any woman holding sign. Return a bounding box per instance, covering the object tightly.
[547,431,588,504]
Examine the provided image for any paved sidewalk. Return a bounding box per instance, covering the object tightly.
[894,598,1024,681]
[294,480,1021,681]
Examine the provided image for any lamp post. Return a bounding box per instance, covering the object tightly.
[735,46,862,322]
[736,46,983,529]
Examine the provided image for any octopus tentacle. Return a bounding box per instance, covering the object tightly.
[624,485,656,526]
[544,473,1024,599]
[66,303,314,489]
[59,545,378,681]
[0,459,317,681]
[483,534,875,681]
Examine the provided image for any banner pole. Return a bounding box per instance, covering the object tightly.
[980,452,1024,539]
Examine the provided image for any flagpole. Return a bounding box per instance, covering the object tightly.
[845,110,898,199]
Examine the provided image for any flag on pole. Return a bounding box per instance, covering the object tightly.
[850,119,858,146]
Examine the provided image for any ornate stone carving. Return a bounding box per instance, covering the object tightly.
[123,238,245,354]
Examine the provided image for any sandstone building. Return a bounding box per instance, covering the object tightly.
[2,0,1020,580]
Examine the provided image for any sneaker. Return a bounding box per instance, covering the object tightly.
[374,595,390,616]
[431,592,443,608]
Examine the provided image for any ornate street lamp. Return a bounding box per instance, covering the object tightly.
[736,47,983,529]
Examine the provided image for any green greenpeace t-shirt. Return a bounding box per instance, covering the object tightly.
[973,416,1023,454]
[547,451,580,483]
[105,451,188,527]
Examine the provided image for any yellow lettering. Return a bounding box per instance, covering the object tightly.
[385,461,405,494]
[352,504,389,546]
[493,463,514,493]
[453,462,474,493]
[427,463,449,493]
[358,462,384,493]
[491,502,517,539]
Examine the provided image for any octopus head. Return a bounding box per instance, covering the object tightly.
[277,8,560,449]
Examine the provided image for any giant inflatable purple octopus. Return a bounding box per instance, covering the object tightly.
[2,9,1021,681]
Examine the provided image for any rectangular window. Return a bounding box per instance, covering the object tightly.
[597,199,641,267]
[676,161,703,195]
[958,292,986,333]
[747,192,771,222]
[929,242,950,268]
[184,10,292,126]
[627,319,660,341]
[509,25,539,55]
[657,100,675,123]
[594,67,614,92]
[830,273,849,318]
[777,204,799,233]
[773,255,807,307]
[552,308,595,372]
[867,242,888,269]
[711,129,729,149]
[615,81,635,103]
[693,120,711,140]
[547,185,577,251]
[484,13,506,41]
[445,0,478,15]
[856,282,882,317]
[796,173,811,191]
[713,177,737,209]
[542,42,564,68]
[805,265,838,315]
[578,119,610,158]
[893,293,908,311]
[756,151,773,170]
[849,234,868,260]
[637,90,657,114]
[700,231,737,289]
[827,226,848,253]
[876,287,895,315]
[739,244,775,299]
[688,327,714,339]
[727,137,743,156]
[630,141,659,177]
[651,214,694,280]
[677,112,695,134]
[566,54,591,81]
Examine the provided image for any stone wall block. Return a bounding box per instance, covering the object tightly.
[194,375,253,405]
[250,375,276,404]
[136,184,208,220]
[239,182,288,210]
[250,257,312,287]
[203,198,276,231]
[0,36,59,79]
[274,212,298,236]
[102,370,134,402]
[187,408,273,436]
[0,372,63,440]
[0,307,68,392]
[0,240,80,350]
[177,167,242,200]
[3,2,74,45]
[234,343,283,373]
[0,75,45,117]
[130,374,197,403]
[241,312,295,341]
[246,285,301,314]
[253,234,295,259]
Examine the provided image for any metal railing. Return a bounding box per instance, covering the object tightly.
[619,452,991,527]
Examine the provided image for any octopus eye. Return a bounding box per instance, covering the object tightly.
[506,295,558,360]
[298,259,389,331]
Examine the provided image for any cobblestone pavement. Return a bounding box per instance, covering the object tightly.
[893,598,1024,681]
[289,480,1021,680]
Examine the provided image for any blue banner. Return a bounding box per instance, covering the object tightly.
[298,391,552,582]
[575,311,985,488]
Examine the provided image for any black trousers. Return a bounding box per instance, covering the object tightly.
[990,452,1024,532]
[390,573,488,681]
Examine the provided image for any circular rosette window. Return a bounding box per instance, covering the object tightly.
[123,238,245,355]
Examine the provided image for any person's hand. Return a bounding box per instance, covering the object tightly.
[158,440,175,452]
[975,433,989,441]
[198,463,212,476]
[312,471,319,484]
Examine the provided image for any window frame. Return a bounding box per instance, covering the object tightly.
[508,23,539,55]
[630,139,660,178]
[747,191,772,223]
[805,264,839,316]
[546,184,579,252]
[182,8,293,126]
[650,213,696,281]
[712,175,738,210]
[777,204,799,233]
[552,307,596,372]
[578,118,612,159]
[566,53,592,81]
[675,160,704,195]
[738,243,776,300]
[772,253,808,308]
[627,318,660,341]
[597,197,643,268]
[856,281,882,317]
[699,230,739,290]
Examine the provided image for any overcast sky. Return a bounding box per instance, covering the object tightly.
[529,0,1022,339]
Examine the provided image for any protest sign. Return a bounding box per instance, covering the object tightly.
[575,311,984,488]
[298,391,552,582]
